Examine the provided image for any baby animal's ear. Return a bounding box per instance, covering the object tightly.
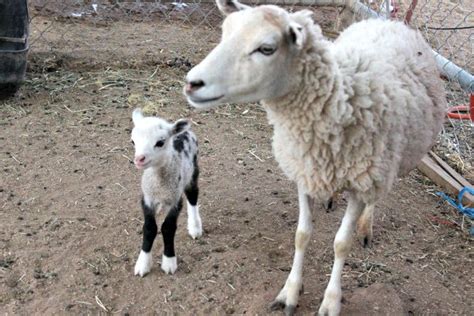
[132,108,144,125]
[171,119,190,135]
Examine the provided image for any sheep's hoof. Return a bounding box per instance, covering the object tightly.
[269,300,285,311]
[356,231,373,248]
[269,284,303,315]
[323,197,334,212]
[363,235,372,248]
[318,288,342,316]
[356,222,373,248]
[284,305,296,316]
[269,300,296,316]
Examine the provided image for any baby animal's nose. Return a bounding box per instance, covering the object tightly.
[135,155,146,163]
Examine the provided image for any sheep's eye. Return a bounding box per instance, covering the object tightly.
[155,140,165,148]
[257,45,277,56]
[131,140,135,146]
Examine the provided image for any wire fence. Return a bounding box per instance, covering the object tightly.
[25,0,474,178]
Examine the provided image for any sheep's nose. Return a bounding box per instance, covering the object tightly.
[135,155,146,163]
[185,80,205,94]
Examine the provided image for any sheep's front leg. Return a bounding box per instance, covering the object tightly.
[161,198,183,274]
[134,197,158,277]
[318,194,365,316]
[270,185,312,316]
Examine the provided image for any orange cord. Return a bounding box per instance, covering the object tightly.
[446,94,474,121]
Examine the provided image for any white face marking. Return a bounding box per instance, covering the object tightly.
[134,250,153,277]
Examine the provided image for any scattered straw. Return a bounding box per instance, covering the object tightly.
[248,150,264,162]
[95,295,109,312]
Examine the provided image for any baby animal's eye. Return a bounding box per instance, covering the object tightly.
[131,140,135,146]
[155,140,165,148]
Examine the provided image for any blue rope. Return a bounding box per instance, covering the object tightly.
[436,187,474,220]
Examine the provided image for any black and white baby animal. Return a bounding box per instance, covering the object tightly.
[130,108,202,276]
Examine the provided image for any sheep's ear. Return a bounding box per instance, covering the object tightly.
[132,108,144,125]
[288,22,306,49]
[216,0,250,16]
[291,9,313,23]
[288,9,313,49]
[171,119,190,135]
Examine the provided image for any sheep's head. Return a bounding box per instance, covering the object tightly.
[184,0,314,108]
[131,109,189,169]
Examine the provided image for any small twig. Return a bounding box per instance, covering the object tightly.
[109,147,123,153]
[101,258,109,268]
[85,262,97,269]
[248,150,264,162]
[122,154,133,163]
[72,77,83,88]
[227,283,236,290]
[23,196,38,204]
[98,83,122,91]
[11,155,22,164]
[95,295,109,312]
[17,273,26,283]
[149,66,159,79]
[262,236,276,242]
[132,217,143,224]
[115,183,126,191]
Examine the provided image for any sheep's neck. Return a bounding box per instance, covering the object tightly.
[263,39,347,124]
[262,39,350,199]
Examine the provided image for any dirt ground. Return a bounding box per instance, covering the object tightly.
[1,3,473,315]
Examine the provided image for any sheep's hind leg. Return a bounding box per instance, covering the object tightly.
[356,203,374,247]
[270,184,312,316]
[185,162,202,239]
[318,194,365,316]
[134,197,157,277]
[161,198,183,274]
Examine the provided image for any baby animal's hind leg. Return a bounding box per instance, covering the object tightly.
[185,161,202,239]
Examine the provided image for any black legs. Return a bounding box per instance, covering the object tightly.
[141,198,158,253]
[161,198,183,258]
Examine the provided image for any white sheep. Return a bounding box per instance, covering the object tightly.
[131,108,202,277]
[183,1,446,315]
